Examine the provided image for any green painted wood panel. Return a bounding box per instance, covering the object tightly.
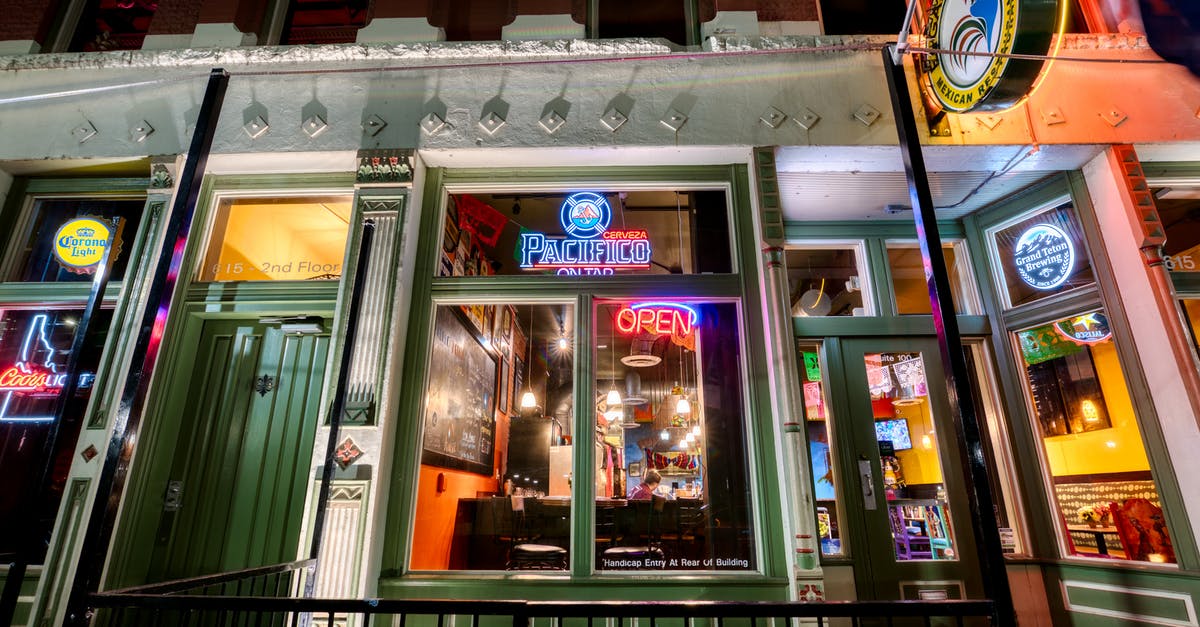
[148,318,329,580]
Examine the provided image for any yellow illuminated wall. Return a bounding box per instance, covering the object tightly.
[892,400,944,486]
[200,196,352,281]
[1041,340,1151,477]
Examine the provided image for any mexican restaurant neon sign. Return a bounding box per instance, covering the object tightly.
[615,303,699,337]
[519,192,652,275]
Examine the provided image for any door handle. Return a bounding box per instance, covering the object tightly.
[858,458,877,510]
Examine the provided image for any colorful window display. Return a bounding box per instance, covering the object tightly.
[1016,308,1176,564]
[593,301,755,571]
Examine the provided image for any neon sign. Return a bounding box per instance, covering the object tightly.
[518,192,652,275]
[615,303,699,337]
[0,313,92,423]
[1013,223,1074,290]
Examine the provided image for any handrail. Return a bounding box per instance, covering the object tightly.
[100,559,314,596]
[87,593,995,619]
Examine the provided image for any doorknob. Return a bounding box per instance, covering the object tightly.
[858,457,877,511]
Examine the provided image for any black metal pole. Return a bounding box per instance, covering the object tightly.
[65,67,228,627]
[304,219,376,599]
[881,45,1015,626]
[0,218,119,627]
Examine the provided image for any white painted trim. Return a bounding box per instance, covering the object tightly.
[1061,579,1199,627]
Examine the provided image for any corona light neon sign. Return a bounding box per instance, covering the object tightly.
[519,192,652,275]
[615,302,699,337]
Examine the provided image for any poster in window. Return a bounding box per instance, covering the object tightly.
[422,306,497,475]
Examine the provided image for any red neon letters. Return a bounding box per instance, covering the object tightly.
[0,366,66,392]
[615,305,696,337]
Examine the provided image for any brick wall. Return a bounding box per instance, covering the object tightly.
[147,0,203,36]
[0,0,61,46]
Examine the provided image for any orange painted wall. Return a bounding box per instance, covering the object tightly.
[409,409,509,570]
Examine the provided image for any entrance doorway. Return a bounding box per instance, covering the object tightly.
[824,337,984,601]
[147,316,331,581]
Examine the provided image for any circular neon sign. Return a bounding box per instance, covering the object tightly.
[559,192,611,239]
[1013,223,1074,290]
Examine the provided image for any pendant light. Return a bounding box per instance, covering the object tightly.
[520,306,537,410]
[675,343,691,415]
[606,308,622,408]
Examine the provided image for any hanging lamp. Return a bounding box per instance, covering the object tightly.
[520,306,537,410]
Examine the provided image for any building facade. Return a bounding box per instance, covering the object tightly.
[1,1,1200,625]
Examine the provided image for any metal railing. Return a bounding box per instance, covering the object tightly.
[87,562,996,627]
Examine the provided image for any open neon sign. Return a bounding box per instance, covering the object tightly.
[615,302,699,337]
[518,192,652,275]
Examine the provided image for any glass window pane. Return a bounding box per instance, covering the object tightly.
[594,301,755,571]
[992,202,1095,309]
[1182,299,1200,359]
[412,304,574,571]
[437,190,732,277]
[69,0,157,52]
[1155,186,1200,273]
[798,342,844,557]
[784,247,867,317]
[964,343,1026,555]
[199,195,352,282]
[1016,309,1177,564]
[888,242,977,315]
[4,198,143,283]
[0,308,111,563]
[283,0,368,44]
[865,352,960,561]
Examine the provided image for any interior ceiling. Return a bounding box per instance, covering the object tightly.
[774,144,1108,221]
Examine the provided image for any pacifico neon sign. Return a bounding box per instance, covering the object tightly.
[518,192,652,275]
[615,303,699,337]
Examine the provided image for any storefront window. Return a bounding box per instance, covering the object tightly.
[1182,299,1200,358]
[1015,309,1176,564]
[798,342,843,557]
[438,190,732,278]
[1155,186,1200,273]
[2,197,143,283]
[199,195,353,281]
[784,246,868,316]
[991,202,1096,309]
[593,301,755,571]
[0,308,111,562]
[411,303,574,571]
[887,242,980,315]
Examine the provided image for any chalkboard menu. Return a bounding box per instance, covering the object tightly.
[422,306,497,475]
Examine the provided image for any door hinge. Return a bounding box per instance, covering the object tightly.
[164,480,183,512]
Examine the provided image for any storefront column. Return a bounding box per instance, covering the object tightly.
[751,148,824,600]
[25,158,179,627]
[1082,146,1200,547]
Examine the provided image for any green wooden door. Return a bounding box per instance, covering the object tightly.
[835,337,983,602]
[149,318,331,580]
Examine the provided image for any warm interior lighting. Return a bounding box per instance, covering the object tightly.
[676,396,691,415]
[520,390,537,409]
[691,425,701,436]
[686,432,695,443]
[1081,400,1100,423]
[604,409,622,423]
[1149,553,1167,563]
[922,434,933,450]
[660,429,670,441]
[557,337,569,351]
[606,388,623,407]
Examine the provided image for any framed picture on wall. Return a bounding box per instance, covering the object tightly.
[511,356,525,413]
[422,306,498,476]
[498,359,510,414]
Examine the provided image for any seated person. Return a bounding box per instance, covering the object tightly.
[629,469,675,500]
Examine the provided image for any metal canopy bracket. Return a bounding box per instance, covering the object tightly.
[881,45,1015,627]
